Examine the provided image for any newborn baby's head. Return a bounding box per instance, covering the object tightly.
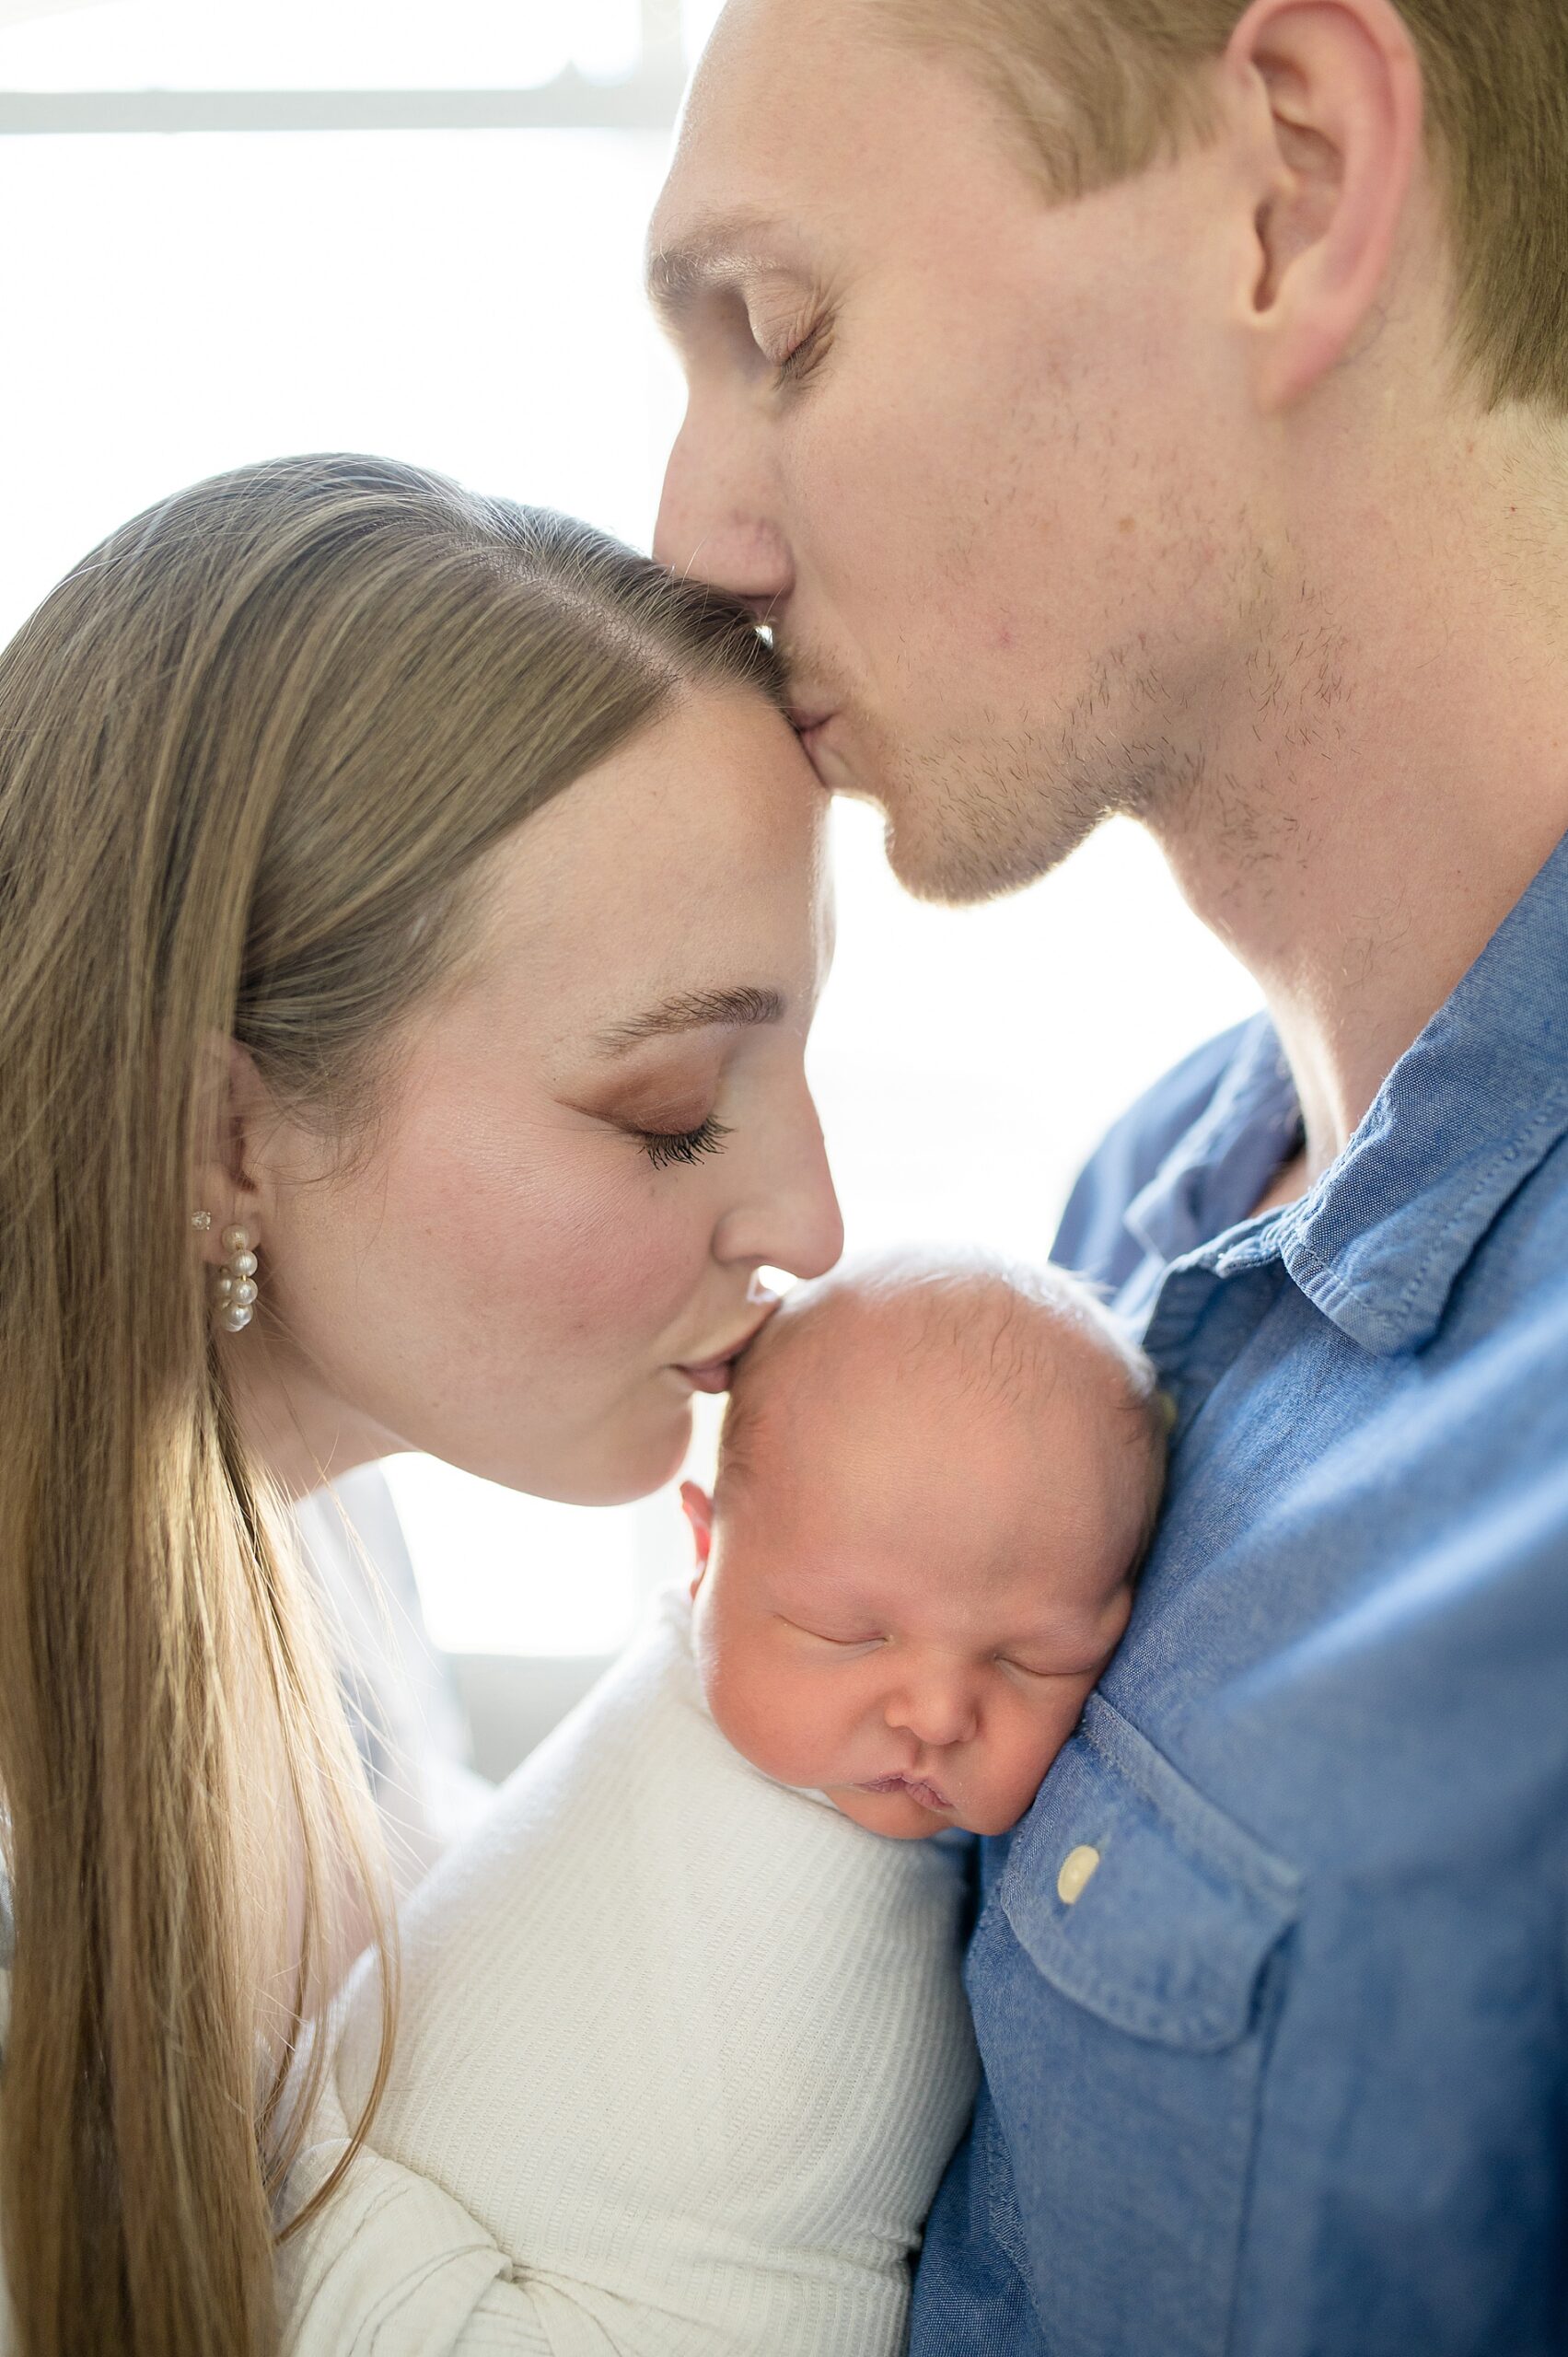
[682,1252,1166,1840]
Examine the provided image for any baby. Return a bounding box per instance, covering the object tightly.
[684,1252,1162,1846]
[280,1252,1164,2357]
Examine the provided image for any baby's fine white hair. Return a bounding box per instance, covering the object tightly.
[718,1245,1167,1538]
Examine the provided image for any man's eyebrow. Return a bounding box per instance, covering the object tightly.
[645,212,800,325]
[593,984,785,1055]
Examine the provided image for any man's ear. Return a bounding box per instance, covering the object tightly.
[1227,0,1423,413]
[679,1479,714,1598]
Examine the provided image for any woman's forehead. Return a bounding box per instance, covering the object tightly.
[437,695,829,1046]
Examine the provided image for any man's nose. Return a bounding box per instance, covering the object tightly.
[886,1675,980,1752]
[654,411,795,619]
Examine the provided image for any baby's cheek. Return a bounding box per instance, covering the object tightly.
[708,1653,832,1786]
[703,1651,783,1777]
[985,1727,1072,1833]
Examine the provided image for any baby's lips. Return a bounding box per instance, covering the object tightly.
[857,1773,954,1812]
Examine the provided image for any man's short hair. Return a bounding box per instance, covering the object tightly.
[877,0,1568,414]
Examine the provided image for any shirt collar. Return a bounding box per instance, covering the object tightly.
[1125,1015,1300,1266]
[1127,828,1568,1357]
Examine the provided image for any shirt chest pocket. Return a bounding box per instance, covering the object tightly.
[973,1695,1300,2357]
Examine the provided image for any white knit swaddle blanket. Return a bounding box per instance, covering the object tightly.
[278,1584,980,2357]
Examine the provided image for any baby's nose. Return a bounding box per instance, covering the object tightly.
[885,1680,978,1750]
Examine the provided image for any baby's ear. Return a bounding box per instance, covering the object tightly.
[679,1480,714,1592]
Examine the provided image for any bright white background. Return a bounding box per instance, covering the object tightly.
[0,0,1256,1657]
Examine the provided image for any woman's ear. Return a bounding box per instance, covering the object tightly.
[679,1479,714,1597]
[191,1032,271,1261]
[1228,0,1423,413]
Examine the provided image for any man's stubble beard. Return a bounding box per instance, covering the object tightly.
[872,653,1214,910]
[864,563,1346,913]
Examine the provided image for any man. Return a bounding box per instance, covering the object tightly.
[647,0,1568,2350]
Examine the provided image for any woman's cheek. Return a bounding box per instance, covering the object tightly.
[397,1098,703,1364]
[510,1159,695,1356]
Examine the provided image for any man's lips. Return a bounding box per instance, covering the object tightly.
[787,705,836,756]
[855,1773,953,1812]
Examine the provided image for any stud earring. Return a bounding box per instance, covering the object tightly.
[214,1223,259,1334]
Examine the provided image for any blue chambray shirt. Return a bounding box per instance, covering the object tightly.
[910,832,1568,2357]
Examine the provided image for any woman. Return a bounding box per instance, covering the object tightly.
[0,453,842,2357]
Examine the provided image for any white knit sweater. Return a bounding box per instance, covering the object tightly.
[278,1584,980,2356]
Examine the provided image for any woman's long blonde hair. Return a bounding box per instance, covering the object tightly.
[0,453,782,2357]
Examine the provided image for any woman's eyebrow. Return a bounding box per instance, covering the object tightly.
[592,984,784,1056]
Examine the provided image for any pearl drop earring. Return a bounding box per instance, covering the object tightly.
[214,1223,260,1334]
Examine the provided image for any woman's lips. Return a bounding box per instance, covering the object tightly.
[673,1354,743,1395]
[671,1300,780,1393]
[856,1773,953,1812]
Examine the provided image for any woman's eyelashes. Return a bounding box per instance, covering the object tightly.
[637,1114,734,1171]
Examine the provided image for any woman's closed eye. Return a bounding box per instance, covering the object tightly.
[637,1114,734,1172]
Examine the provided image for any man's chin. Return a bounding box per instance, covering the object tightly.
[820,721,1108,905]
[879,804,1090,911]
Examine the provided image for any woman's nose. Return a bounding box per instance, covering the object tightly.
[714,1096,843,1282]
[654,415,795,620]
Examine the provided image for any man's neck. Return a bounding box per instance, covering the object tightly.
[1152,421,1568,1186]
